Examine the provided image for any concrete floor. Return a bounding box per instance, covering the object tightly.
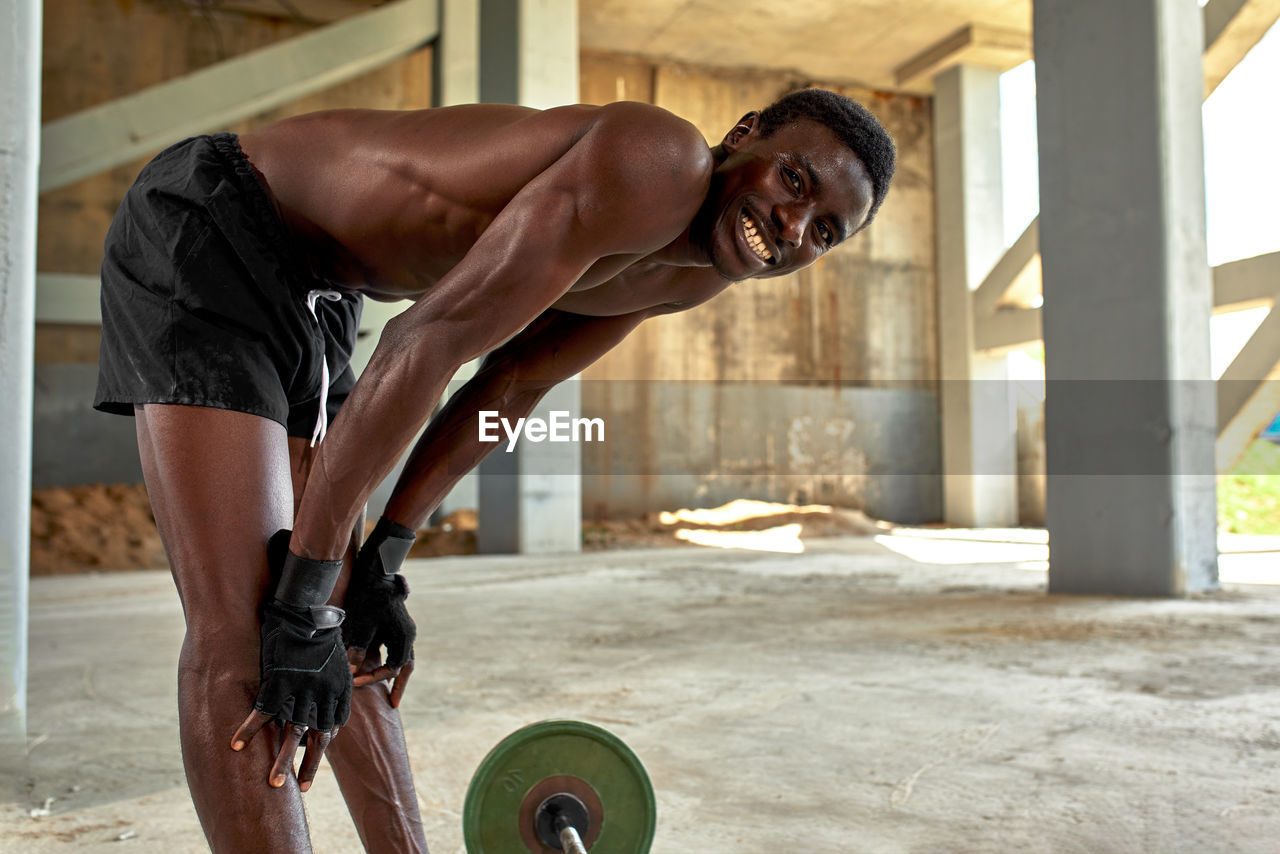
[3,531,1280,853]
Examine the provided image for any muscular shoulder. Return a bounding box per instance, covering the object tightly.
[589,102,713,182]
[566,102,713,227]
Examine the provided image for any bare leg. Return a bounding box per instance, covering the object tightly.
[136,405,310,854]
[289,437,430,853]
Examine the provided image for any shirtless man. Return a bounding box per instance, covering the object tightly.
[93,89,894,852]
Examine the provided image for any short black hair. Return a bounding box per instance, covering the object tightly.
[757,88,896,229]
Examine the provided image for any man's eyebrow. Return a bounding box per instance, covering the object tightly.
[796,154,821,192]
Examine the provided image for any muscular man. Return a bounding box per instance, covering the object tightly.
[93,89,894,852]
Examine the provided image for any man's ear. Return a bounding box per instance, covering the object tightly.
[721,111,760,153]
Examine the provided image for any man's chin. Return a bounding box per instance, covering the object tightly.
[711,244,751,282]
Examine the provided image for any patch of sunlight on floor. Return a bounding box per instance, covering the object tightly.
[878,528,1279,585]
[874,533,1049,566]
[675,524,805,554]
[887,527,1049,545]
[660,499,835,527]
[1219,552,1280,585]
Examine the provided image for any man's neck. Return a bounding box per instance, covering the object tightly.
[648,143,728,268]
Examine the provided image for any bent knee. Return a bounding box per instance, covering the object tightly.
[179,629,260,686]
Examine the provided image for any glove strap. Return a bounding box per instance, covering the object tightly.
[369,517,416,576]
[275,550,343,608]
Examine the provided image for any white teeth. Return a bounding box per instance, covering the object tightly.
[741,212,772,262]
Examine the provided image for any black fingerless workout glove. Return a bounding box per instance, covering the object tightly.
[342,517,417,670]
[254,529,352,731]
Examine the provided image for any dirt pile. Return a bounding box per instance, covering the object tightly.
[30,484,166,575]
[408,509,478,557]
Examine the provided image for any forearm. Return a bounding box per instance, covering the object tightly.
[291,313,475,559]
[380,307,658,528]
[295,305,649,556]
[381,358,552,529]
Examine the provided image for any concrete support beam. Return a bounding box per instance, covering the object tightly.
[973,217,1039,317]
[0,0,40,782]
[1035,0,1218,596]
[40,0,438,192]
[477,379,582,554]
[1203,0,1280,96]
[475,0,580,554]
[895,25,1031,92]
[974,251,1280,350]
[975,307,1043,353]
[210,0,381,25]
[1217,305,1280,471]
[35,273,100,325]
[933,63,1018,528]
[1213,251,1280,311]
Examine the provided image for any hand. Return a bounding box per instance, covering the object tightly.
[231,530,351,790]
[350,645,414,709]
[344,517,417,706]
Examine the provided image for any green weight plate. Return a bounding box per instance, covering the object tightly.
[463,720,656,854]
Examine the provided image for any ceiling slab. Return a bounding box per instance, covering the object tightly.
[579,0,1032,93]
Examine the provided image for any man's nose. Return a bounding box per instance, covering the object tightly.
[771,204,810,247]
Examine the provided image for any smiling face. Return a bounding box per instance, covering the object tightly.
[696,115,875,281]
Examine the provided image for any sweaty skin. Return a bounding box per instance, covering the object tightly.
[143,99,873,851]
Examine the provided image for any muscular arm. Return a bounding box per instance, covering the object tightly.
[289,106,711,559]
[380,308,652,529]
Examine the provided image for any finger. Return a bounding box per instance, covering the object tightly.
[269,723,308,788]
[389,660,414,709]
[385,637,408,671]
[352,665,396,687]
[355,652,385,679]
[347,646,367,674]
[296,728,334,793]
[230,710,274,751]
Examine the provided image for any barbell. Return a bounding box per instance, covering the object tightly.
[463,720,656,854]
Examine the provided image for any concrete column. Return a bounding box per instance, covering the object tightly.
[475,0,581,553]
[477,379,582,553]
[933,63,1019,528]
[1034,0,1218,595]
[478,0,578,110]
[434,0,479,107]
[0,0,40,782]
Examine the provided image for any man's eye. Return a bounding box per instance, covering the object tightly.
[782,167,802,192]
[817,222,833,244]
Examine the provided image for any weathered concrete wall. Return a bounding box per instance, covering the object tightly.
[579,53,940,521]
[580,382,941,523]
[34,0,432,486]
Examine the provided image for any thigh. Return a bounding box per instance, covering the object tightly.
[137,403,295,640]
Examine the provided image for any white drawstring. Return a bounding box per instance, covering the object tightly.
[305,289,344,447]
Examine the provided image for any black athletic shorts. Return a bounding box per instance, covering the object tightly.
[94,132,363,440]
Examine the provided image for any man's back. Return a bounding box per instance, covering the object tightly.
[239,102,713,302]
